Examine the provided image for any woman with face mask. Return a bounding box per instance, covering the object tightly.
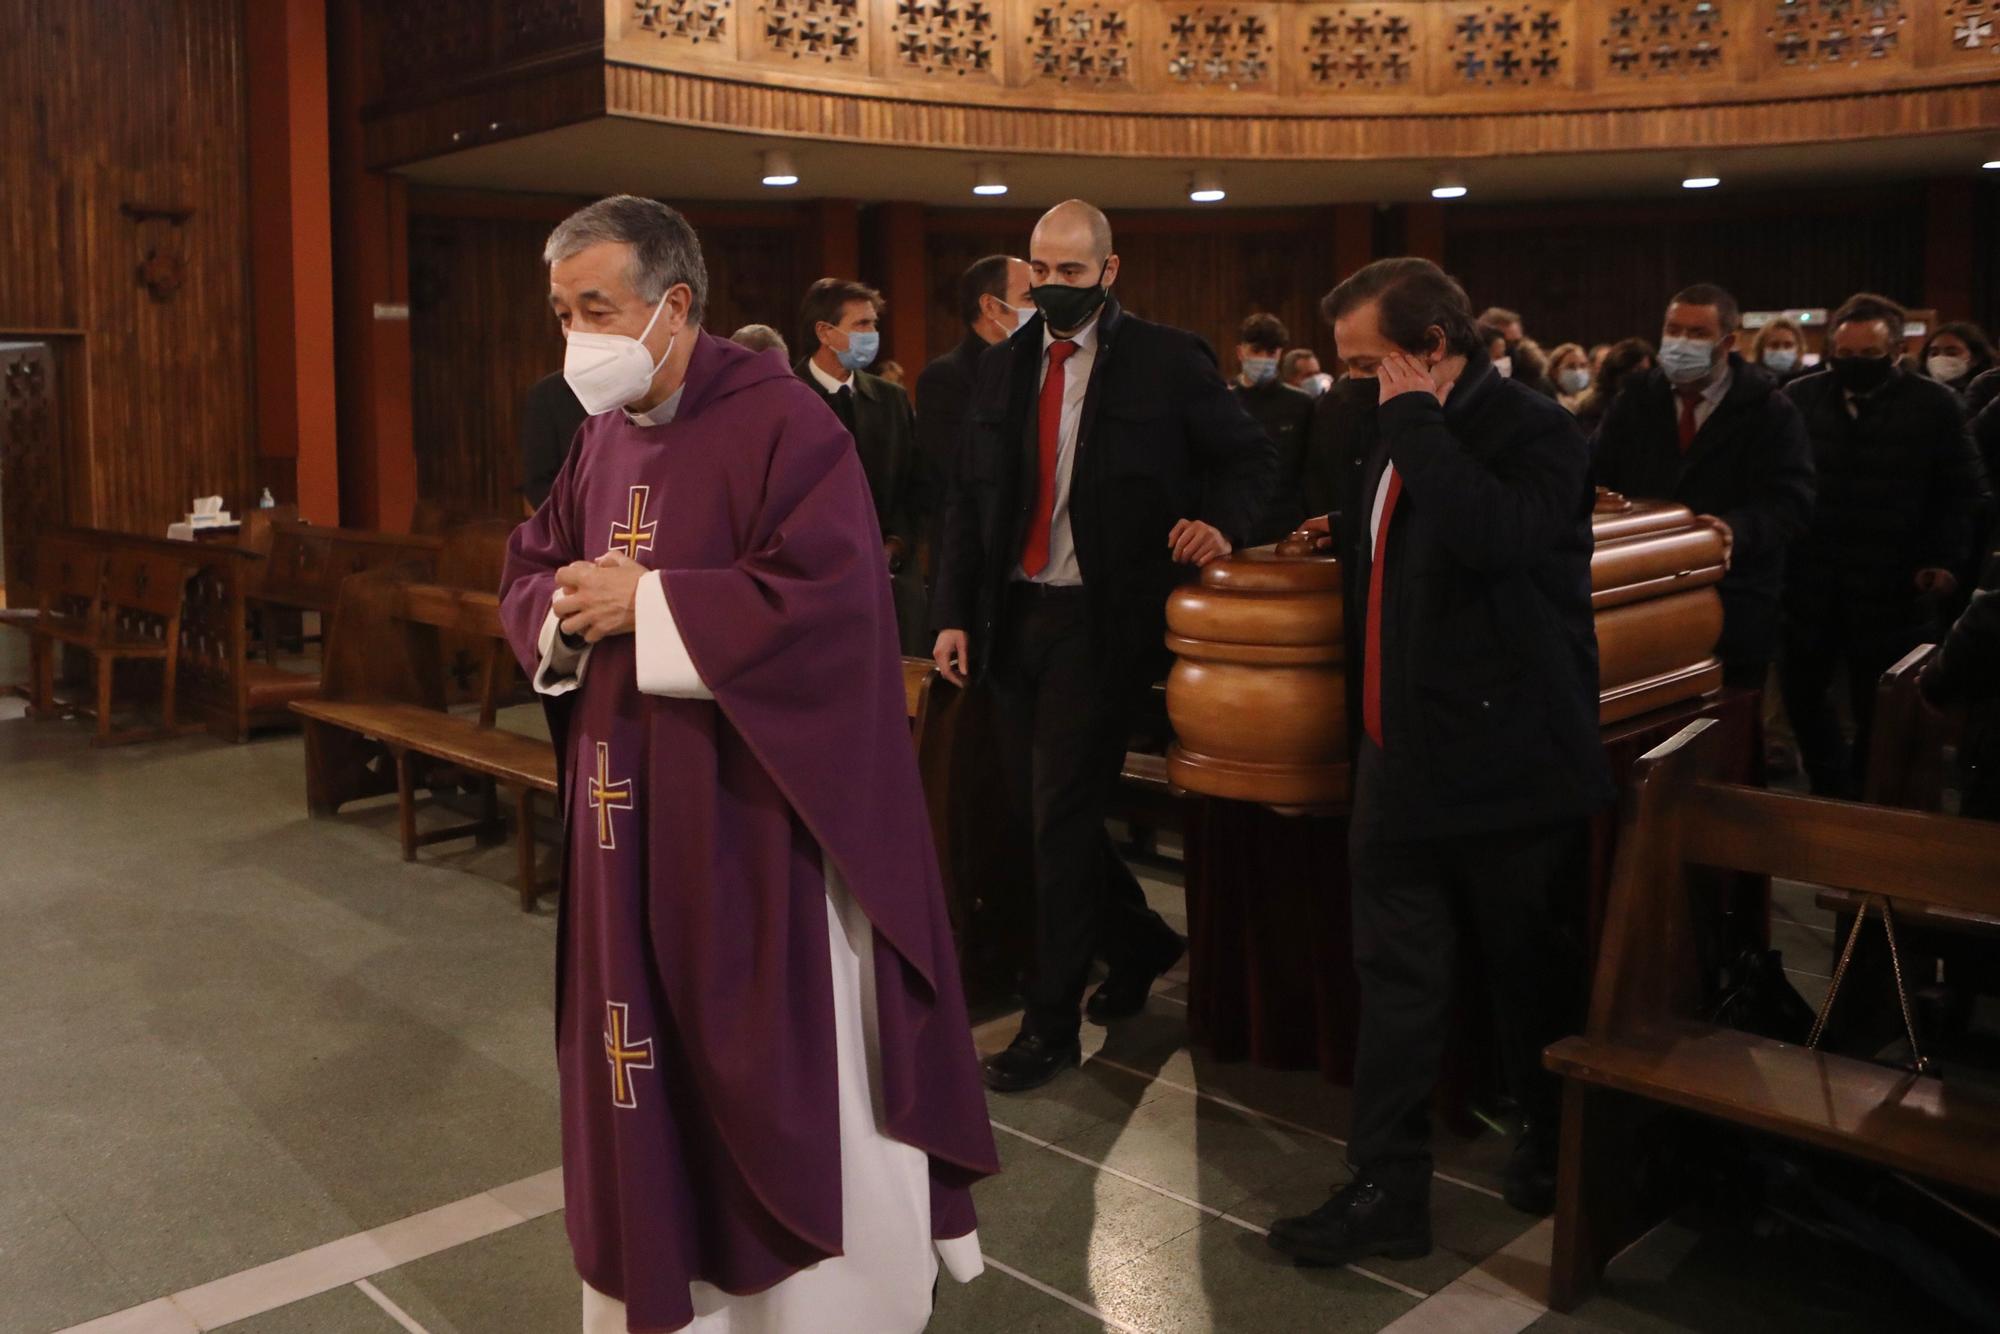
[1546,342,1591,413]
[1750,317,1810,385]
[1918,322,1997,403]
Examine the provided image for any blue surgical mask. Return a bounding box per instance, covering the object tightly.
[1657,336,1718,385]
[1557,366,1591,395]
[1242,356,1278,386]
[836,329,880,373]
[1761,347,1799,374]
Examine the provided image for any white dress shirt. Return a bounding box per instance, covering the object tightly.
[1015,315,1098,586]
[806,355,853,398]
[1681,361,1732,435]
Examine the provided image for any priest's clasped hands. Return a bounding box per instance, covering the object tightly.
[554,551,646,643]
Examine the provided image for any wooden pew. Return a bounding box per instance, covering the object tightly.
[252,520,445,665]
[0,534,103,717]
[292,568,556,911]
[1542,717,2000,1311]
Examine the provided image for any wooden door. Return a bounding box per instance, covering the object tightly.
[0,342,61,608]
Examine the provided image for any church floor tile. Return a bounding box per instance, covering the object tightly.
[9,716,1972,1334]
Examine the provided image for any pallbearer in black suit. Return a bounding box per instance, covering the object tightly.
[1589,284,1816,691]
[1270,259,1613,1270]
[932,200,1277,1092]
[1230,312,1317,541]
[917,255,1033,579]
[794,278,930,653]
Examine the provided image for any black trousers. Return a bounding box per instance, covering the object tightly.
[988,583,1178,1040]
[1779,615,1917,799]
[1346,741,1583,1186]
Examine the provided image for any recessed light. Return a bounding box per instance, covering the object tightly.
[1682,175,1721,190]
[1432,184,1468,200]
[972,163,1008,196]
[1984,159,2000,171]
[1188,169,1226,203]
[761,149,799,188]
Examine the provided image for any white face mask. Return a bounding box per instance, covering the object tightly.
[1557,366,1591,395]
[563,291,674,415]
[992,299,1033,336]
[1492,354,1513,379]
[1928,354,1970,384]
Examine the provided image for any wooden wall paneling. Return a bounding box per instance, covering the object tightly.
[1441,187,1929,350]
[0,1,257,538]
[404,192,813,519]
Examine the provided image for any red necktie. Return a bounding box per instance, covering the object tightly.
[1020,340,1078,577]
[1676,388,1701,453]
[1362,467,1402,748]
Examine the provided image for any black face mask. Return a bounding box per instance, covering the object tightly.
[1831,354,1895,394]
[1030,262,1110,335]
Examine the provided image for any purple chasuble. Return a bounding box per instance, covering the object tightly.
[499,331,998,1333]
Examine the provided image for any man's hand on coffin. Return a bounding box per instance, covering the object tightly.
[1298,513,1334,552]
[1169,518,1232,566]
[553,551,645,643]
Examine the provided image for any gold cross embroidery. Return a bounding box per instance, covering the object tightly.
[587,741,634,851]
[603,1001,654,1110]
[609,484,657,560]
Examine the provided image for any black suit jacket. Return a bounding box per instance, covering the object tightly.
[1232,378,1317,542]
[1590,356,1816,668]
[1352,349,1613,839]
[932,296,1277,681]
[519,372,588,510]
[794,358,925,548]
[915,331,994,554]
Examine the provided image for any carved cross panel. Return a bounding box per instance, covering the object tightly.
[632,0,732,46]
[893,0,1000,78]
[1161,5,1276,89]
[1025,2,1134,86]
[1299,4,1421,90]
[1603,0,1730,79]
[1764,0,1906,71]
[1442,3,1573,89]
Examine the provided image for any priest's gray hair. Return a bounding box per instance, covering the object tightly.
[545,195,708,321]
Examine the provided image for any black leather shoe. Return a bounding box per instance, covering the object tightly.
[1086,933,1187,1024]
[1267,1176,1432,1268]
[981,1032,1082,1093]
[1503,1130,1558,1217]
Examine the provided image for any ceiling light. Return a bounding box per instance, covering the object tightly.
[1188,169,1226,204]
[1682,175,1721,190]
[760,149,798,188]
[972,163,1008,196]
[1984,159,2000,171]
[1432,178,1468,200]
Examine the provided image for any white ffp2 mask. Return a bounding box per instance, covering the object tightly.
[563,293,673,415]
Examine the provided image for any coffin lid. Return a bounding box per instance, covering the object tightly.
[1192,539,1342,594]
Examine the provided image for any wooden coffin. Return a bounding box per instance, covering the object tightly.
[1164,493,1726,807]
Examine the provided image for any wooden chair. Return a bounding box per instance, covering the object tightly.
[1543,717,2000,1310]
[23,541,197,744]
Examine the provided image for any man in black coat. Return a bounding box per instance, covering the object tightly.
[1780,291,1990,798]
[1270,258,1613,1271]
[794,276,931,653]
[519,371,588,511]
[916,254,1033,563]
[932,200,1277,1092]
[1231,311,1317,541]
[1591,283,1816,688]
[1922,549,2000,820]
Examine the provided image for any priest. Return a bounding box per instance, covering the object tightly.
[499,194,998,1334]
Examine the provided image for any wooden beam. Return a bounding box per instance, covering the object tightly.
[879,202,928,382]
[245,0,339,525]
[329,0,417,532]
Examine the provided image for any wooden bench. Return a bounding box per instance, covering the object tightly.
[1542,716,2000,1310]
[292,568,555,911]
